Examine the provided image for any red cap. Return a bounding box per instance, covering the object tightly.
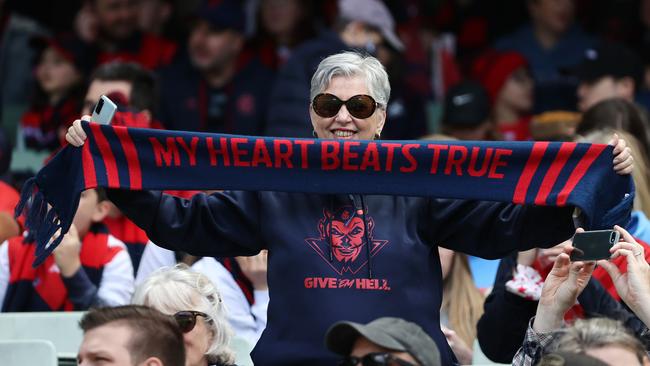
[472,50,528,103]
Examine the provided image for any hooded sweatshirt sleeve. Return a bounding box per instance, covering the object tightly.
[429,199,575,258]
[107,189,264,257]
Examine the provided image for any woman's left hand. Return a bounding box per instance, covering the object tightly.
[597,225,650,327]
[610,134,633,175]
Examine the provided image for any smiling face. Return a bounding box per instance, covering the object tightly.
[310,75,386,140]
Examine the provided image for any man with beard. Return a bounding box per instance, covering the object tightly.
[156,0,274,134]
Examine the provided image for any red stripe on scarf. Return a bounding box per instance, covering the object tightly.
[557,145,608,206]
[534,142,577,205]
[82,142,98,188]
[113,126,142,189]
[513,142,549,204]
[89,123,120,188]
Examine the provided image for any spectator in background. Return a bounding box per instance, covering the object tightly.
[574,43,644,112]
[495,0,596,112]
[265,0,429,140]
[438,247,484,365]
[441,80,493,141]
[0,188,134,311]
[75,0,176,69]
[325,317,441,366]
[135,245,269,345]
[133,265,237,366]
[253,0,318,69]
[156,0,274,134]
[82,62,159,271]
[473,50,534,141]
[20,34,90,151]
[78,305,185,366]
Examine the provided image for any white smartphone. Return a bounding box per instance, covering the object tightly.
[91,95,117,125]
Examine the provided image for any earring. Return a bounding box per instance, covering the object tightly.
[374,131,381,140]
[312,130,318,138]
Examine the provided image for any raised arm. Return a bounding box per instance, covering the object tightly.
[107,189,265,258]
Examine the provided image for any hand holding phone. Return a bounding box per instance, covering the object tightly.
[570,230,620,261]
[91,95,117,125]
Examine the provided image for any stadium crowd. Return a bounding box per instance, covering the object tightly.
[1,0,650,365]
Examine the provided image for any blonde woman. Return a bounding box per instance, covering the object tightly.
[438,247,485,365]
[132,264,236,366]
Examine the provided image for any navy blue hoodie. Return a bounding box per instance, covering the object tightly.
[106,188,580,365]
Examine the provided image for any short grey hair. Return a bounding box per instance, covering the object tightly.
[547,318,646,364]
[132,264,236,365]
[310,51,390,107]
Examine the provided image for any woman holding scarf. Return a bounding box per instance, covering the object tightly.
[66,51,633,366]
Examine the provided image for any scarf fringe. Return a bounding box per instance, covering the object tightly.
[15,177,66,267]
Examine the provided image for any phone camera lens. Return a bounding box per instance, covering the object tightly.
[610,233,617,243]
[95,99,104,113]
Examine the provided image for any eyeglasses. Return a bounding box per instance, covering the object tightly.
[173,311,209,333]
[312,93,379,119]
[338,353,417,366]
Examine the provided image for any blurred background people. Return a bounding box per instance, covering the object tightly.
[156,0,274,134]
[473,50,534,141]
[19,34,89,151]
[574,43,644,112]
[75,0,177,69]
[0,188,134,311]
[495,0,596,112]
[440,80,493,141]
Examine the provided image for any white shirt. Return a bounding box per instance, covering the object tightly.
[136,243,268,345]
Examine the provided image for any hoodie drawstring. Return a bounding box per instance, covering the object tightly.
[359,195,373,279]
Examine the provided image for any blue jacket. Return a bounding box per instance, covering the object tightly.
[107,188,578,365]
[157,51,274,134]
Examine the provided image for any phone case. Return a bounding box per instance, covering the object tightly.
[91,95,117,125]
[570,230,620,261]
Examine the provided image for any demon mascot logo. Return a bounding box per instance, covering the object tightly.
[305,206,388,275]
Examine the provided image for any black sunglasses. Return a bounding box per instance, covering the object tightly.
[173,311,209,333]
[338,353,417,366]
[312,93,379,119]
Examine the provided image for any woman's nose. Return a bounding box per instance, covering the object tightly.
[334,104,353,123]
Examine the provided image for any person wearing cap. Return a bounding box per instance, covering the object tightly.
[325,317,441,366]
[265,0,428,140]
[473,50,534,141]
[575,42,645,112]
[441,80,494,141]
[495,0,596,112]
[75,0,177,70]
[155,0,274,134]
[20,34,89,151]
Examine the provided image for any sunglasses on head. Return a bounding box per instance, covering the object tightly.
[173,311,209,333]
[338,353,417,366]
[312,93,379,119]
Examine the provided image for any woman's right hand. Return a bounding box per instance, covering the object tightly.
[66,115,91,147]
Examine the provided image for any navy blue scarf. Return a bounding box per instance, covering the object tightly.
[16,122,633,266]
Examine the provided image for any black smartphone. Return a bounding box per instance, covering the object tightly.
[570,230,620,261]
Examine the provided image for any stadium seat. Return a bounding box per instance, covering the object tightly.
[0,339,57,366]
[0,312,84,358]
